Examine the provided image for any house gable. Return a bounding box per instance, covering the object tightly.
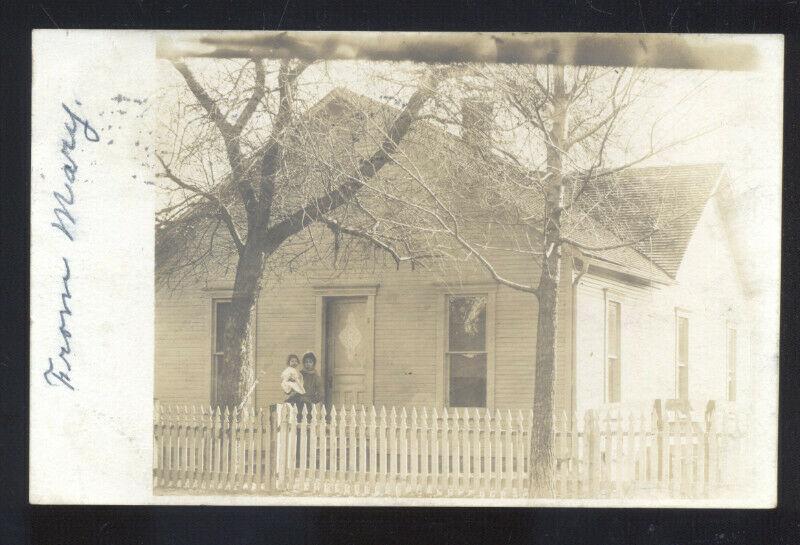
[571,187,752,418]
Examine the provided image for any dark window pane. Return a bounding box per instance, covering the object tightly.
[449,353,487,407]
[448,296,486,352]
[607,357,620,403]
[677,316,689,365]
[678,365,689,400]
[212,354,225,408]
[215,301,231,352]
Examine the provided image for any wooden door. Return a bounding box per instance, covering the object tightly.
[325,297,370,407]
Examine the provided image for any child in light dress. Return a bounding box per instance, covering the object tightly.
[281,354,306,396]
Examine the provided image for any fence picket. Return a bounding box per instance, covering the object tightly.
[431,407,440,496]
[318,405,328,494]
[440,408,449,494]
[358,406,368,496]
[388,407,398,495]
[450,410,461,495]
[338,406,348,495]
[377,407,387,496]
[419,408,429,495]
[347,406,357,496]
[461,410,472,494]
[153,404,163,487]
[153,401,743,499]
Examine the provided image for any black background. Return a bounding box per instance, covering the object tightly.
[2,1,799,543]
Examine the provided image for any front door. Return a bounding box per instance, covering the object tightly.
[324,297,370,406]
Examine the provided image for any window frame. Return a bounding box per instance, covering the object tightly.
[675,308,691,402]
[604,291,623,404]
[207,291,258,408]
[438,286,496,409]
[211,298,232,409]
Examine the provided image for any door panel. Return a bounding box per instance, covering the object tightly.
[325,297,370,407]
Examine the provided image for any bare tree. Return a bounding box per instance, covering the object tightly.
[304,64,714,496]
[157,56,713,496]
[444,66,712,496]
[156,58,448,409]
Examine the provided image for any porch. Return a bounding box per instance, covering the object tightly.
[153,400,745,499]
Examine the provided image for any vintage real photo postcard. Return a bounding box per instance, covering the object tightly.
[30,31,782,506]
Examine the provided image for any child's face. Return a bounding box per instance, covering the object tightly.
[288,357,299,367]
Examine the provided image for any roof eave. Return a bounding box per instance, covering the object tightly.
[583,255,676,287]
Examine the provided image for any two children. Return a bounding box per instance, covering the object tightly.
[281,352,322,410]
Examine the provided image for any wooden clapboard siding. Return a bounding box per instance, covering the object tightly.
[493,284,537,410]
[155,230,556,411]
[574,274,654,417]
[573,195,751,418]
[154,282,214,404]
[255,281,317,407]
[373,268,440,408]
[672,197,751,407]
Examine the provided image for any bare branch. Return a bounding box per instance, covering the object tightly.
[319,216,439,268]
[267,68,445,245]
[172,60,234,136]
[232,59,266,135]
[257,59,311,208]
[172,59,259,221]
[156,153,245,254]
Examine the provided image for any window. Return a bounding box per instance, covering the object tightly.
[606,300,621,403]
[212,300,231,408]
[726,327,737,402]
[676,314,689,401]
[446,295,487,407]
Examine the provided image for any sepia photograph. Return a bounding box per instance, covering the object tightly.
[27,30,782,509]
[149,32,781,503]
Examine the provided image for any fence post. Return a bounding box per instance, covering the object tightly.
[319,405,329,494]
[378,406,388,496]
[262,405,272,493]
[585,410,600,496]
[431,408,440,495]
[153,403,162,487]
[347,406,357,496]
[404,407,410,494]
[440,408,450,495]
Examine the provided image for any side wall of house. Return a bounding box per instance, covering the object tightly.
[155,237,575,413]
[154,282,216,404]
[574,196,751,417]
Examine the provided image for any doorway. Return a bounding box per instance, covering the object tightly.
[324,296,371,407]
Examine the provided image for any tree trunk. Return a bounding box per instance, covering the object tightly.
[529,240,561,496]
[218,240,267,409]
[528,65,568,496]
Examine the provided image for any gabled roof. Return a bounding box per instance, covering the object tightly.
[157,86,725,286]
[576,164,725,278]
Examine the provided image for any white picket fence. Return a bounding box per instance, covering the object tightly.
[273,404,532,497]
[153,405,274,492]
[153,401,744,498]
[549,405,745,499]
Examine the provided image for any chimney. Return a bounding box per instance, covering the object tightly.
[460,98,494,151]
